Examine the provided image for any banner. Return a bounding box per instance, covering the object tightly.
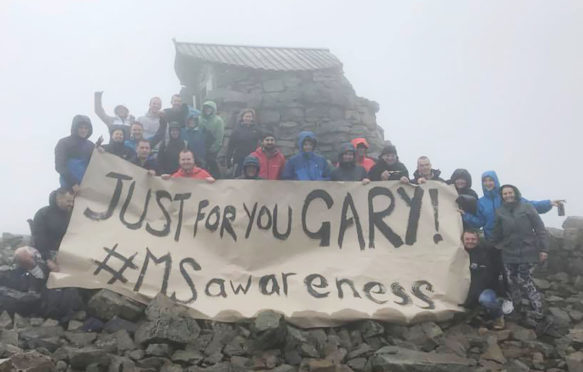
[48,151,469,327]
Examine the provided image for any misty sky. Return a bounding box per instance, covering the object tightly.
[1,1,581,233]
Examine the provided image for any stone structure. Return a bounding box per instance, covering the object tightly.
[173,41,385,160]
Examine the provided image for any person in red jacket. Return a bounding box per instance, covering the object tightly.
[161,150,215,182]
[350,138,375,172]
[250,132,286,180]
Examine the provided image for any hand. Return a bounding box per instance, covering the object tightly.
[147,170,156,176]
[206,177,216,183]
[361,178,370,185]
[418,177,427,184]
[457,208,465,215]
[95,135,104,147]
[539,252,548,262]
[380,170,390,181]
[400,176,409,184]
[551,200,565,207]
[47,260,60,273]
[161,174,171,180]
[72,184,81,194]
[97,146,105,153]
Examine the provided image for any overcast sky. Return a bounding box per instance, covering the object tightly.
[1,0,581,233]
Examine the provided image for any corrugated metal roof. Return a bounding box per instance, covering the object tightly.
[174,41,342,72]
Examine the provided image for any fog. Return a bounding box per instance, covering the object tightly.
[1,0,581,233]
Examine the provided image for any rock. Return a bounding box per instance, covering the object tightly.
[567,351,583,372]
[0,329,18,346]
[0,312,12,329]
[64,331,97,347]
[358,320,384,340]
[55,360,67,372]
[112,329,135,352]
[87,289,145,321]
[533,278,551,290]
[67,320,83,331]
[8,351,55,371]
[263,79,285,93]
[347,357,367,370]
[0,359,11,372]
[66,347,110,370]
[346,343,371,359]
[127,349,145,361]
[135,315,201,346]
[506,358,530,371]
[171,349,204,365]
[223,335,247,356]
[252,311,287,350]
[570,328,583,344]
[571,310,583,322]
[102,315,138,334]
[300,358,336,372]
[403,322,443,351]
[480,336,506,364]
[300,343,320,358]
[509,324,537,342]
[108,355,136,371]
[367,346,475,371]
[13,313,29,328]
[137,356,170,370]
[146,343,173,357]
[550,307,572,325]
[564,217,583,229]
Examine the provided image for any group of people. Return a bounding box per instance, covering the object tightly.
[9,93,565,330]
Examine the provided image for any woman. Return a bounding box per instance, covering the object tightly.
[492,184,548,325]
[226,108,261,178]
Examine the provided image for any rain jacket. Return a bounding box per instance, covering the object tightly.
[171,167,212,179]
[199,101,225,154]
[448,168,479,199]
[411,168,445,184]
[250,147,286,180]
[281,131,331,181]
[32,191,72,260]
[350,138,376,172]
[463,242,504,308]
[183,110,213,168]
[330,143,368,181]
[104,126,136,161]
[54,115,95,188]
[492,185,549,264]
[157,122,187,175]
[367,145,409,182]
[463,171,553,239]
[163,103,189,128]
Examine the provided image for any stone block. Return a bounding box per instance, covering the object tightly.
[87,289,145,321]
[259,110,281,124]
[263,79,285,93]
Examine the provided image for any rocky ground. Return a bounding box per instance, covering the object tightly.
[1,217,583,371]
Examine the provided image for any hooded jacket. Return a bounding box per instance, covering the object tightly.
[448,169,479,199]
[157,122,187,175]
[54,115,95,188]
[464,241,504,308]
[250,146,286,180]
[330,143,368,181]
[32,191,72,260]
[104,125,136,161]
[492,184,549,264]
[367,145,409,181]
[226,113,262,171]
[183,111,213,168]
[238,155,263,180]
[412,168,445,184]
[350,138,376,172]
[463,171,553,239]
[281,131,331,181]
[162,103,189,128]
[199,101,225,154]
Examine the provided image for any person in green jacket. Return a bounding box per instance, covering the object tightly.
[199,100,224,178]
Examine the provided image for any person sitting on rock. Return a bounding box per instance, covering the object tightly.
[238,155,263,180]
[94,91,133,136]
[99,126,136,161]
[226,108,262,178]
[157,121,187,175]
[462,229,506,330]
[183,108,213,170]
[367,145,409,183]
[281,131,331,181]
[124,120,167,152]
[330,143,369,183]
[351,137,376,172]
[161,149,215,182]
[54,115,95,192]
[132,139,158,175]
[411,156,445,184]
[250,132,286,180]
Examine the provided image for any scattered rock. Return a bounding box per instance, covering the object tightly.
[87,289,145,321]
[368,346,475,371]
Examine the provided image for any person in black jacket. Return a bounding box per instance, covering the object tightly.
[367,145,409,183]
[412,156,445,184]
[462,229,506,329]
[157,121,187,175]
[132,139,158,175]
[330,143,369,182]
[448,169,479,199]
[226,108,262,178]
[100,126,136,161]
[14,188,74,279]
[161,94,188,127]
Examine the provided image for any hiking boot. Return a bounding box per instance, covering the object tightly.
[493,316,505,330]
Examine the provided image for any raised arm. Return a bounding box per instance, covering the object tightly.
[94,91,114,128]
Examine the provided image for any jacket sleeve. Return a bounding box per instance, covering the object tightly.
[210,118,225,154]
[400,164,410,180]
[277,157,286,180]
[94,92,114,127]
[321,160,332,181]
[527,204,550,252]
[491,211,504,245]
[31,210,51,260]
[149,118,167,147]
[54,139,75,187]
[368,164,380,181]
[281,159,295,180]
[525,198,553,214]
[462,206,486,230]
[225,128,237,165]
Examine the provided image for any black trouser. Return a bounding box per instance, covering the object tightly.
[206,152,221,179]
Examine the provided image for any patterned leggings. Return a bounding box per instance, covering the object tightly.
[504,263,543,318]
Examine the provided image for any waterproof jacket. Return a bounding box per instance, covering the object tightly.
[163,104,189,128]
[132,156,158,174]
[104,127,136,161]
[463,171,552,240]
[226,123,262,170]
[411,169,445,184]
[199,101,225,154]
[281,131,331,181]
[183,126,213,168]
[368,160,409,181]
[250,147,286,180]
[32,191,71,260]
[448,168,479,199]
[330,143,368,181]
[350,138,376,172]
[157,135,187,175]
[464,242,504,308]
[54,115,95,188]
[172,167,212,179]
[492,185,549,264]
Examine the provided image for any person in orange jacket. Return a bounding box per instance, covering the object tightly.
[350,138,375,172]
[161,149,215,182]
[250,132,286,180]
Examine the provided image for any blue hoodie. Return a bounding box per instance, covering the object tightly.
[463,170,552,239]
[281,131,331,181]
[54,115,94,188]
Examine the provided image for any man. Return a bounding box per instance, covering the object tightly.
[124,121,167,152]
[350,138,376,172]
[132,139,158,175]
[330,143,369,182]
[411,156,445,184]
[281,131,331,181]
[367,145,409,183]
[55,115,95,192]
[226,108,262,178]
[238,155,262,180]
[183,109,212,169]
[161,150,215,182]
[250,132,286,180]
[157,121,187,175]
[100,126,136,161]
[462,229,506,330]
[94,91,133,134]
[162,94,188,128]
[137,97,163,138]
[199,100,225,178]
[14,189,75,280]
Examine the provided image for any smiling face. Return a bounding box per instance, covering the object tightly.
[501,186,516,203]
[56,192,75,212]
[342,151,354,163]
[77,123,90,139]
[483,176,496,191]
[381,153,397,165]
[302,139,314,152]
[111,129,124,143]
[462,231,479,250]
[262,136,276,150]
[149,97,161,113]
[417,158,432,176]
[454,178,468,190]
[169,127,181,140]
[179,151,195,172]
[245,165,258,178]
[242,111,254,125]
[131,123,143,139]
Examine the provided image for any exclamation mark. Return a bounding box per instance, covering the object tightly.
[428,189,443,244]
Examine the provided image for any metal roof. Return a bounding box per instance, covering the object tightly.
[174,41,342,72]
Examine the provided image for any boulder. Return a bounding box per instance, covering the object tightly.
[87,289,145,321]
[367,346,475,371]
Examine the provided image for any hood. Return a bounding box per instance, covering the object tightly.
[379,145,397,157]
[449,168,472,188]
[48,190,58,207]
[338,143,356,166]
[70,115,93,139]
[243,155,260,170]
[297,131,317,153]
[351,138,369,149]
[499,184,523,204]
[109,124,128,143]
[238,108,256,126]
[481,170,500,198]
[202,101,217,117]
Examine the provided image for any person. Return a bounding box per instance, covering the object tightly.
[132,139,158,175]
[238,155,263,180]
[94,91,133,134]
[411,156,445,184]
[226,108,262,178]
[448,169,479,199]
[330,143,369,182]
[124,121,167,152]
[161,150,214,182]
[100,126,136,161]
[14,189,75,280]
[350,138,376,172]
[250,132,286,180]
[183,108,213,169]
[463,171,560,240]
[199,100,225,178]
[55,115,95,192]
[157,122,187,175]
[461,229,506,329]
[492,184,549,325]
[162,94,189,127]
[281,131,331,181]
[367,145,409,183]
[137,97,163,138]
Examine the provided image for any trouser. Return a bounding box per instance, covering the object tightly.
[504,263,543,318]
[478,289,503,318]
[206,152,221,179]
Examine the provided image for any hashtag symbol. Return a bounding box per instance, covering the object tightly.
[93,244,138,285]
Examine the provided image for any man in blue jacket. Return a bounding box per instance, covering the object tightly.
[281,131,331,181]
